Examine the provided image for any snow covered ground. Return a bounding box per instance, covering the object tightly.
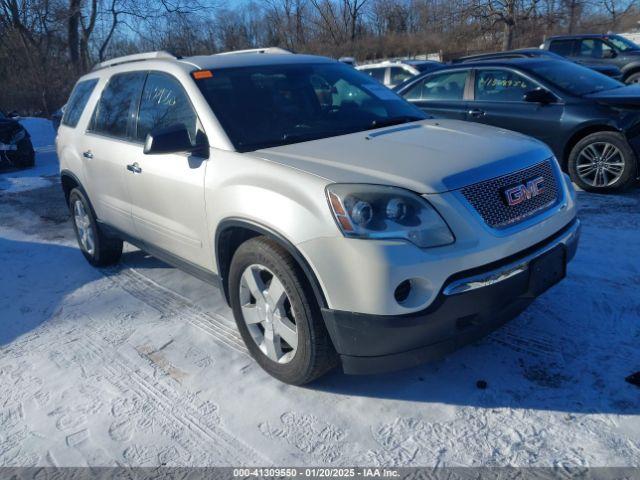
[0,119,639,467]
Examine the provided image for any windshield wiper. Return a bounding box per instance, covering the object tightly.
[369,116,424,129]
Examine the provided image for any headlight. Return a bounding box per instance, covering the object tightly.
[12,129,26,143]
[326,184,454,248]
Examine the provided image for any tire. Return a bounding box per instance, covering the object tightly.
[229,236,338,385]
[625,72,640,85]
[17,138,35,168]
[567,131,637,192]
[69,188,123,266]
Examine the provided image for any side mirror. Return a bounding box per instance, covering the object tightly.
[523,88,556,105]
[603,49,617,59]
[143,124,208,158]
[7,110,20,119]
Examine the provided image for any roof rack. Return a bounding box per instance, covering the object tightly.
[92,51,177,71]
[215,47,293,56]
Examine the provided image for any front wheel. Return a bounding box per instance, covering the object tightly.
[567,132,637,192]
[69,188,123,266]
[229,237,338,385]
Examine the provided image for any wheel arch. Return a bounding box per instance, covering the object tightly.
[214,218,328,310]
[621,63,640,82]
[61,169,85,206]
[61,169,103,223]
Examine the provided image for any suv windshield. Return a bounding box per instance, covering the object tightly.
[531,61,623,95]
[606,35,640,52]
[194,62,426,151]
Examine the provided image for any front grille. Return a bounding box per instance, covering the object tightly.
[461,160,559,229]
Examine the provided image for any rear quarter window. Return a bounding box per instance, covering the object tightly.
[362,67,386,82]
[61,79,99,128]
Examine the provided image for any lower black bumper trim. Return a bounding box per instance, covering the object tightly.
[321,218,580,375]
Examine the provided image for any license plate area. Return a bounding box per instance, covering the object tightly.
[0,143,17,151]
[529,245,566,296]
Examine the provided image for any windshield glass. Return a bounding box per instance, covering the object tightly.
[531,61,623,95]
[194,62,427,152]
[606,35,640,52]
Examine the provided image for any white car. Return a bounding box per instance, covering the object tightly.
[56,49,579,384]
[356,60,444,87]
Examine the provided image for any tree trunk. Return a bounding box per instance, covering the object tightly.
[68,0,81,71]
[502,19,515,51]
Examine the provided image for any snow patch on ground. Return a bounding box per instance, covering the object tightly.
[0,133,639,467]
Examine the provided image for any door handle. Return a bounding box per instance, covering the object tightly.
[83,150,94,159]
[126,162,142,174]
[468,109,486,118]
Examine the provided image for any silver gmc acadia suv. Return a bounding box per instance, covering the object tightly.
[57,49,580,385]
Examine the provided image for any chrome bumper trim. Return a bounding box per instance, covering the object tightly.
[443,219,581,296]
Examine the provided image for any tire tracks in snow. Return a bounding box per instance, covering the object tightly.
[102,266,248,356]
[76,324,269,465]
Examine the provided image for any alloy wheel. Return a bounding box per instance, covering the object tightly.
[73,200,95,256]
[238,264,298,364]
[576,142,625,188]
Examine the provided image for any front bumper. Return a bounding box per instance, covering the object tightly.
[322,218,580,375]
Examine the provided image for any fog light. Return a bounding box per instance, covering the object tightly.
[394,280,412,304]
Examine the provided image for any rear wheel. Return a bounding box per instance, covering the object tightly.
[625,72,640,85]
[16,138,35,168]
[69,188,123,266]
[568,131,637,192]
[229,237,337,385]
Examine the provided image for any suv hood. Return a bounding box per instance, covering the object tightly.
[252,119,552,193]
[585,85,640,108]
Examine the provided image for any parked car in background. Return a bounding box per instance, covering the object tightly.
[357,60,443,87]
[395,58,640,192]
[0,109,35,171]
[541,34,640,84]
[453,48,623,80]
[57,50,579,384]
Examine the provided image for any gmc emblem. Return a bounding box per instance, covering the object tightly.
[503,176,545,206]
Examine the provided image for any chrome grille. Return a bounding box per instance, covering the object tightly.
[461,160,559,229]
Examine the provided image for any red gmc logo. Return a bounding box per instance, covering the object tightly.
[503,176,545,206]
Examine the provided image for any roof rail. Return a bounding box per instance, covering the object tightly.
[215,47,293,56]
[92,51,177,71]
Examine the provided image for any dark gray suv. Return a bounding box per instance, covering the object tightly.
[542,34,640,84]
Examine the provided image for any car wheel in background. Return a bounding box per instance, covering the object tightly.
[69,188,123,266]
[16,138,35,168]
[568,131,637,192]
[229,236,338,385]
[625,72,640,84]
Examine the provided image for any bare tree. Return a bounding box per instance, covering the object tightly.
[470,0,540,50]
[602,0,636,30]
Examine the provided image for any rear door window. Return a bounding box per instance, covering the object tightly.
[89,72,146,139]
[475,69,537,102]
[548,39,576,56]
[404,70,468,101]
[136,72,199,144]
[62,79,99,128]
